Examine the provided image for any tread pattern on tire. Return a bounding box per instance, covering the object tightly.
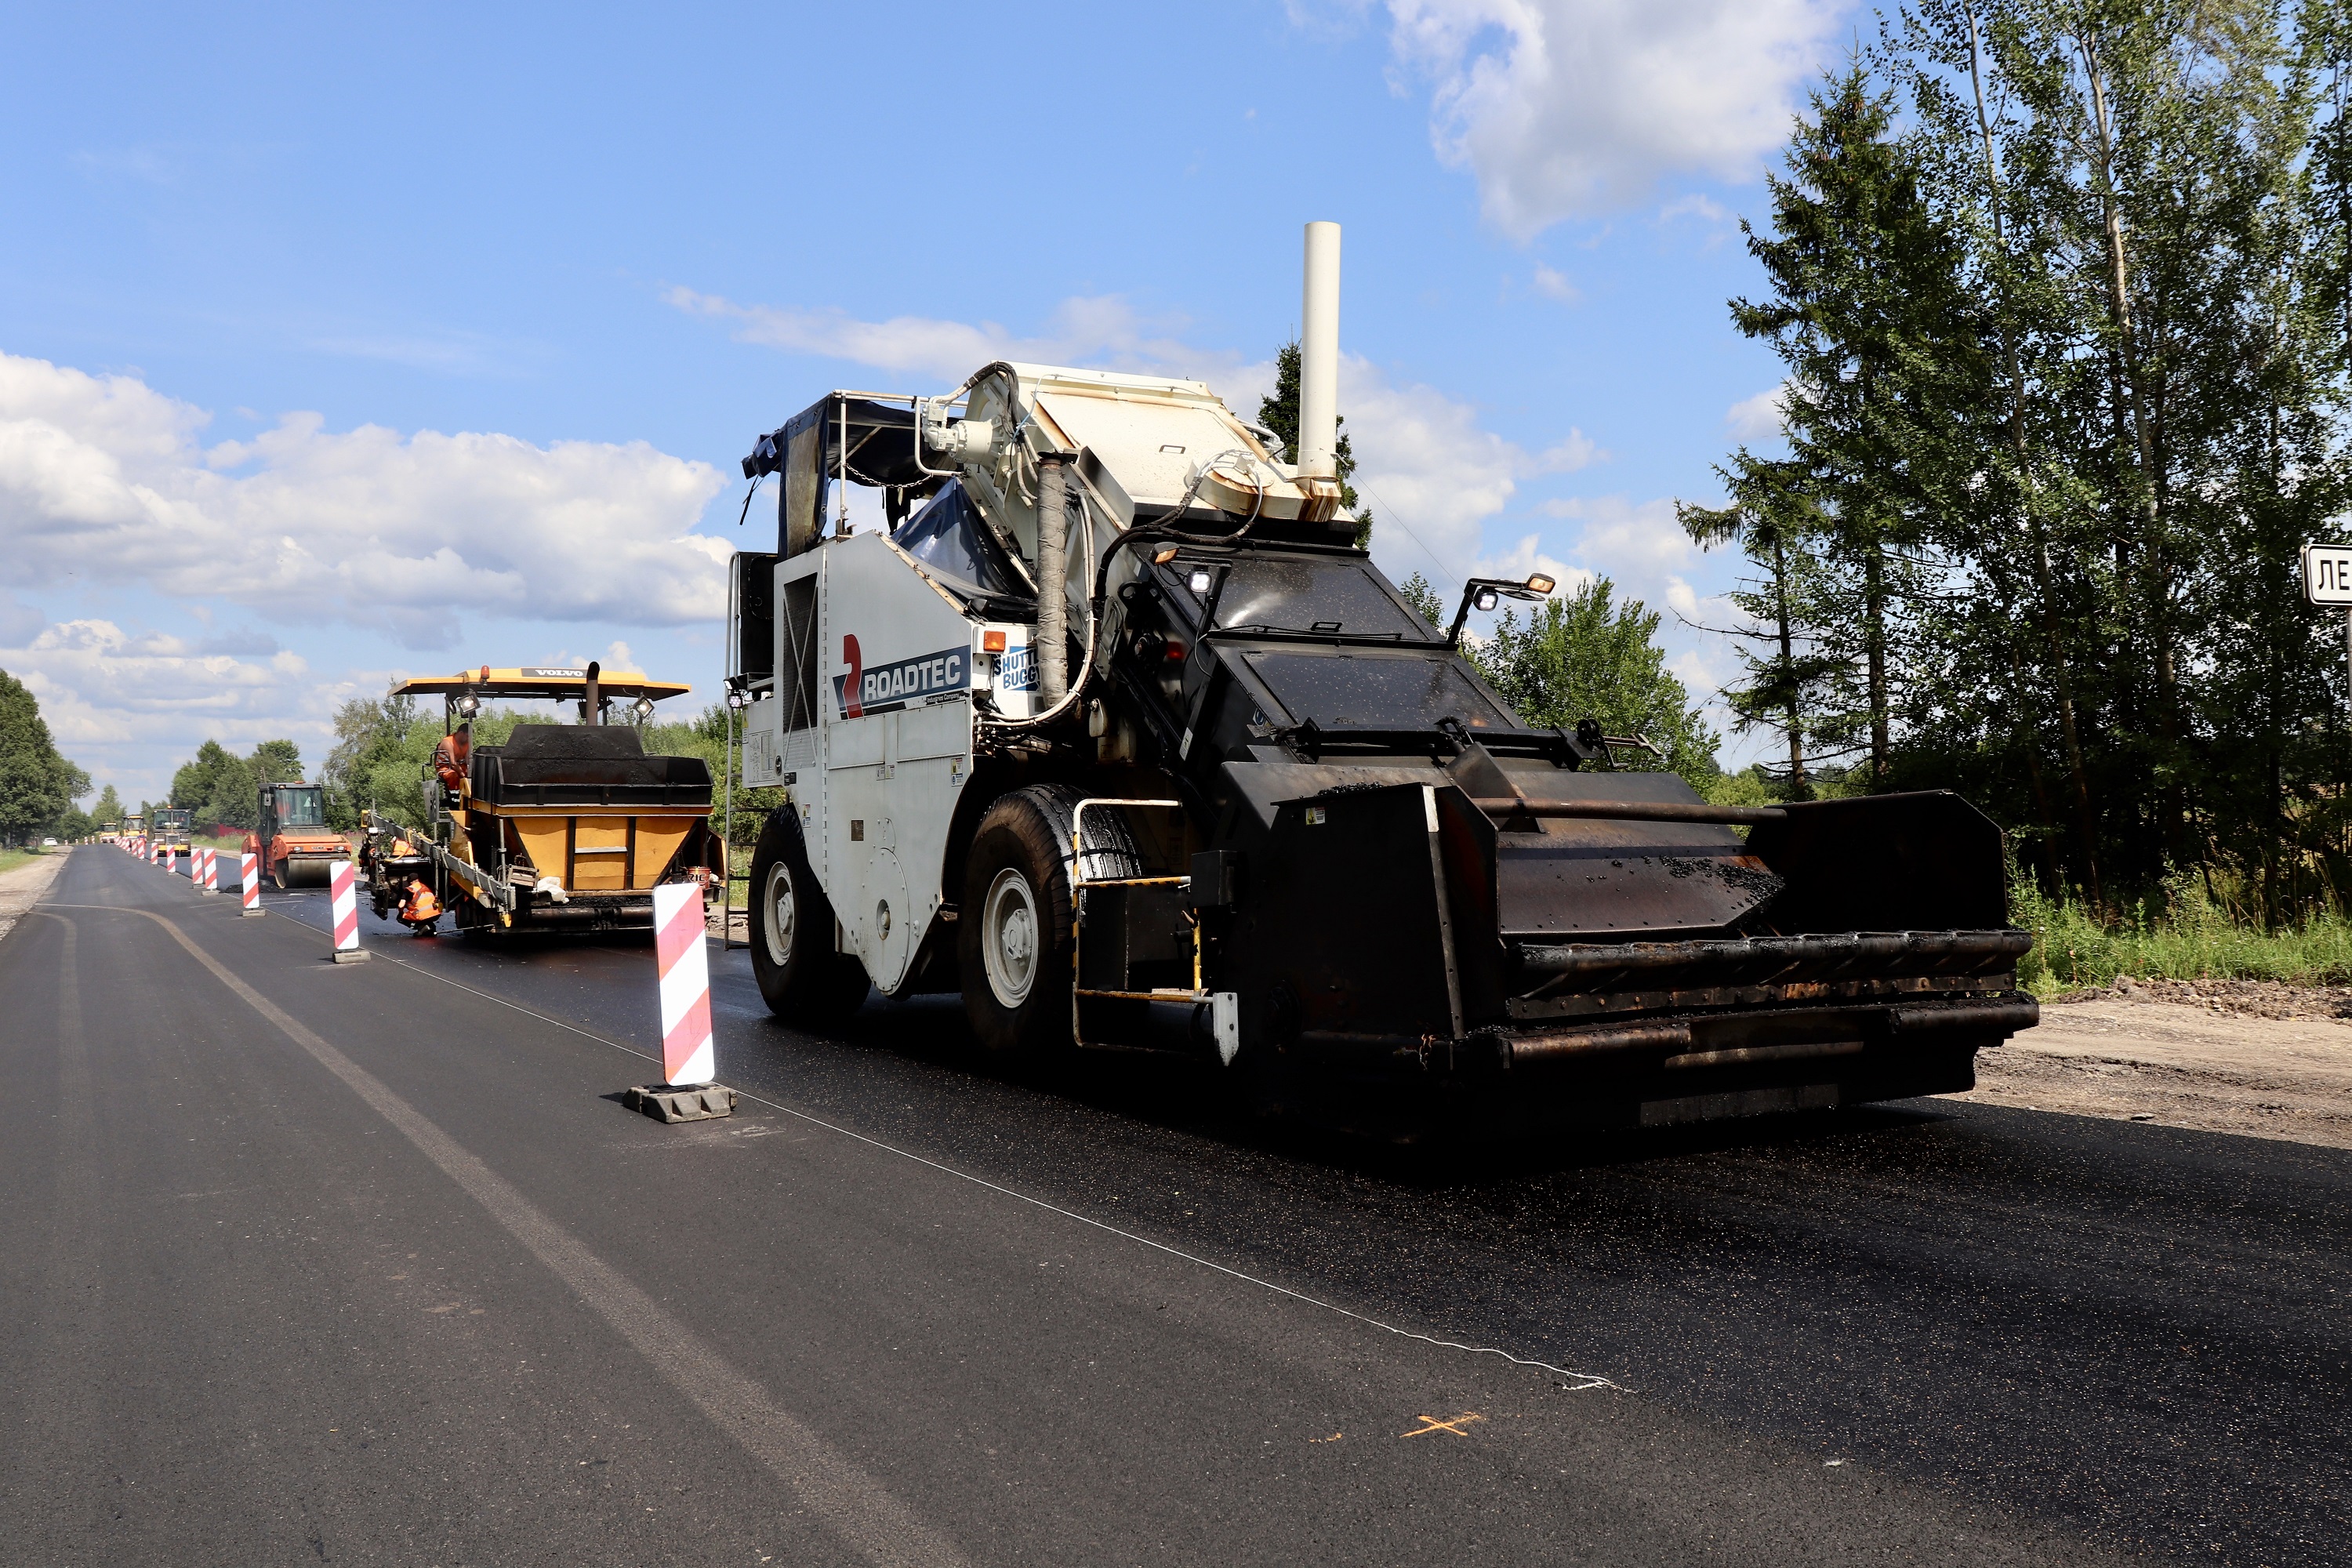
[749,808,868,1025]
[957,784,1143,1062]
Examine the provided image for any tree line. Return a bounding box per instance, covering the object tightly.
[1402,573,1723,787]
[1682,0,2352,924]
[168,738,313,832]
[321,692,738,833]
[0,669,89,846]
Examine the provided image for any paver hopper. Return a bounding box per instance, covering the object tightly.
[390,664,720,934]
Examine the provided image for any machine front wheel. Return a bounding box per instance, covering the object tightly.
[957,785,1142,1065]
[747,808,868,1026]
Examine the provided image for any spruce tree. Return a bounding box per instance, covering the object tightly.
[1713,64,1985,787]
[1259,341,1373,548]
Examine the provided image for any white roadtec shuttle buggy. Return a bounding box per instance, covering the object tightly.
[726,225,2037,1134]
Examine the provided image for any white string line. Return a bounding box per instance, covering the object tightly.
[375,947,1623,1393]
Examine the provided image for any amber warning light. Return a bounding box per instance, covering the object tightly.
[982,630,1008,653]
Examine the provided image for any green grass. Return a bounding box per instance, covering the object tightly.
[0,846,49,876]
[2012,878,2352,995]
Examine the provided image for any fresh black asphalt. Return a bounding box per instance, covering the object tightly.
[3,845,2343,1564]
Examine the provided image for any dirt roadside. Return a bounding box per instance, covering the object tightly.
[0,850,71,945]
[1956,984,2352,1151]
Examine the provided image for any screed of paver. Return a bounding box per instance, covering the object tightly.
[1955,995,2352,1149]
[0,851,71,945]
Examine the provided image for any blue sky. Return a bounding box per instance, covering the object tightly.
[1,0,1848,804]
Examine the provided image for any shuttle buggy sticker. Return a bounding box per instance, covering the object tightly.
[835,634,968,719]
[996,642,1036,693]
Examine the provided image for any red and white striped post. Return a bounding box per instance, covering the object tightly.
[327,859,368,963]
[624,884,731,1122]
[200,847,219,895]
[239,853,262,916]
[655,882,713,1085]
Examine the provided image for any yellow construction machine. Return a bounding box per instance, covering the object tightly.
[390,663,720,935]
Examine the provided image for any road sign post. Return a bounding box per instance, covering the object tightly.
[240,853,263,916]
[2301,541,2352,696]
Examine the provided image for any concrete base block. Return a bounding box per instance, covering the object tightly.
[328,949,371,964]
[624,1083,737,1123]
[240,909,265,917]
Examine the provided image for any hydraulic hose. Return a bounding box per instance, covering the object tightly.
[1037,456,1069,703]
[985,450,1264,735]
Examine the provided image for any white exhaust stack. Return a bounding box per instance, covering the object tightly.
[1296,221,1341,480]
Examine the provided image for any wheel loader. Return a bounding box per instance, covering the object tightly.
[726,223,2037,1133]
[390,665,720,935]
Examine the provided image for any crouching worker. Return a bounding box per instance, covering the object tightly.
[396,878,442,935]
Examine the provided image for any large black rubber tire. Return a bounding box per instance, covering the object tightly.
[957,784,1142,1065]
[748,808,869,1026]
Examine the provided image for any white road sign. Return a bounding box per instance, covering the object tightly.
[2303,541,2352,605]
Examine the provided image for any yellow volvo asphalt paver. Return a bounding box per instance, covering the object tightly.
[389,662,720,935]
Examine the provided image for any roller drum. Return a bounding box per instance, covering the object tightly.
[280,855,336,889]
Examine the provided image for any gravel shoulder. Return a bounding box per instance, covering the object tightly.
[0,849,69,945]
[1958,985,2352,1149]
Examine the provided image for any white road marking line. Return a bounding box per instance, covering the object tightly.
[67,902,965,1568]
[378,943,1624,1393]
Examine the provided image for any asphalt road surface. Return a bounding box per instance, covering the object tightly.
[4,847,2344,1566]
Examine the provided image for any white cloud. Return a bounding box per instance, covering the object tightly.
[1475,532,1589,594]
[304,331,511,376]
[1726,382,1790,441]
[1381,0,1842,235]
[1534,429,1600,473]
[1541,494,1693,574]
[666,287,1228,387]
[1665,575,1700,619]
[676,288,1601,590]
[1671,646,1724,701]
[0,611,340,799]
[1659,194,1734,225]
[0,352,729,649]
[1531,263,1581,303]
[1338,357,1524,575]
[0,590,45,647]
